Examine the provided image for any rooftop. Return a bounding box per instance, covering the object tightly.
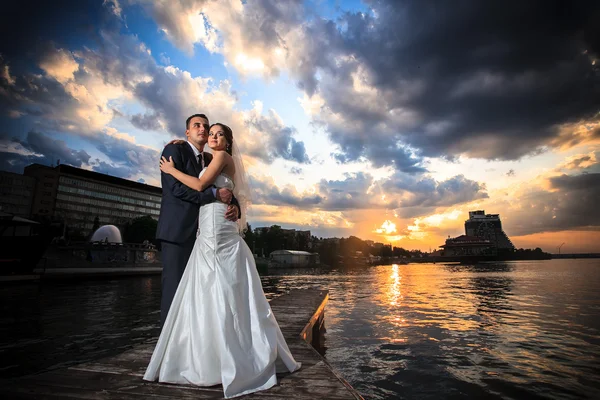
[270,250,314,256]
[25,164,162,195]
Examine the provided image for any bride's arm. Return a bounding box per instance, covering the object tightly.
[159,151,228,191]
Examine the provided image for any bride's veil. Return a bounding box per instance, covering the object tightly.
[231,141,251,236]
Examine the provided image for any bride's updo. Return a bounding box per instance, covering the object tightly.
[210,123,234,155]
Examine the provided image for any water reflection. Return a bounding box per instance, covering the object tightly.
[0,277,162,378]
[1,260,599,400]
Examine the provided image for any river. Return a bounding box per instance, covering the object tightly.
[1,259,599,399]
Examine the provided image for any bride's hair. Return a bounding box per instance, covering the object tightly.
[210,123,233,155]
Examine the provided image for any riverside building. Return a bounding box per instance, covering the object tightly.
[0,171,36,217]
[464,210,515,251]
[23,164,161,237]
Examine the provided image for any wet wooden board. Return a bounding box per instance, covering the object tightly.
[2,288,363,400]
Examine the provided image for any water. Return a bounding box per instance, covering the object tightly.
[1,259,599,399]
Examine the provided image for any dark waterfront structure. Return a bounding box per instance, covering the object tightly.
[440,235,496,258]
[439,210,517,261]
[23,164,161,237]
[464,210,515,251]
[0,171,36,217]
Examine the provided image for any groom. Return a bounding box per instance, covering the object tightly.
[156,113,240,327]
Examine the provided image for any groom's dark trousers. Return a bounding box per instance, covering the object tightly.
[159,237,195,325]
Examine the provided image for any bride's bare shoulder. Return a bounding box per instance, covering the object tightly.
[212,150,232,162]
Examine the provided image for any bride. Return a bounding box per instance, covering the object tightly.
[143,123,301,398]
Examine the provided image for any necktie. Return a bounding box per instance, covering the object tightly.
[198,153,205,170]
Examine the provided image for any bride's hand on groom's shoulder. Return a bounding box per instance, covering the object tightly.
[166,139,186,146]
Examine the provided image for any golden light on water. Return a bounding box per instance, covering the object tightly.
[388,264,402,307]
[372,264,482,333]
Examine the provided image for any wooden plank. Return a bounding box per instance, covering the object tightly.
[3,288,363,400]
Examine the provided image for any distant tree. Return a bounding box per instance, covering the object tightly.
[264,225,285,255]
[123,216,157,243]
[298,233,309,251]
[243,223,256,253]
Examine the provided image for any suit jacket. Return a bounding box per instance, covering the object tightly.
[155,142,240,243]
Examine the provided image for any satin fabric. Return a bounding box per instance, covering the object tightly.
[144,173,301,398]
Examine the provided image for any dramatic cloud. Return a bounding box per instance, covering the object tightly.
[317,172,393,211]
[384,173,489,217]
[505,173,600,236]
[558,151,599,170]
[0,12,311,178]
[167,0,600,168]
[243,102,310,164]
[134,0,304,75]
[307,1,600,164]
[1,1,599,250]
[129,112,163,131]
[250,174,322,207]
[0,131,90,173]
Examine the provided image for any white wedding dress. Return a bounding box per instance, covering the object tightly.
[143,172,301,398]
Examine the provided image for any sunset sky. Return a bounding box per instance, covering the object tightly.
[1,1,599,253]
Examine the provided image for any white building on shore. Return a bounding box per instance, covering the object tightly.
[269,250,320,267]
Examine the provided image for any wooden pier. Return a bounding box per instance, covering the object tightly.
[3,288,363,399]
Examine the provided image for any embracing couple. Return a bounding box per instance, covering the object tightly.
[143,114,301,398]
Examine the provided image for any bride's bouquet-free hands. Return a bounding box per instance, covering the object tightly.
[159,156,176,175]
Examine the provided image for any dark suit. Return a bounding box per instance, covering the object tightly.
[156,142,238,327]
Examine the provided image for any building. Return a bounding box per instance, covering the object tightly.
[23,164,161,236]
[440,235,496,257]
[281,228,311,249]
[0,171,36,217]
[269,250,320,267]
[464,210,515,251]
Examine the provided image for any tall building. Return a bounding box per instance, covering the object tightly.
[23,164,161,236]
[0,171,36,217]
[464,210,515,251]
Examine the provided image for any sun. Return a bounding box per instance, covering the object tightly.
[375,220,397,235]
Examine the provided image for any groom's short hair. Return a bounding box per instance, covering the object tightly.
[186,114,209,129]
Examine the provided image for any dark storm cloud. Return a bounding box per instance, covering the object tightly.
[19,131,91,166]
[0,131,91,173]
[294,0,600,165]
[332,141,426,173]
[129,112,162,131]
[0,54,80,123]
[89,132,160,179]
[384,173,489,217]
[507,173,600,235]
[0,1,119,58]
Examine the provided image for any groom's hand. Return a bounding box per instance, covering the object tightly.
[216,188,233,204]
[225,205,239,222]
